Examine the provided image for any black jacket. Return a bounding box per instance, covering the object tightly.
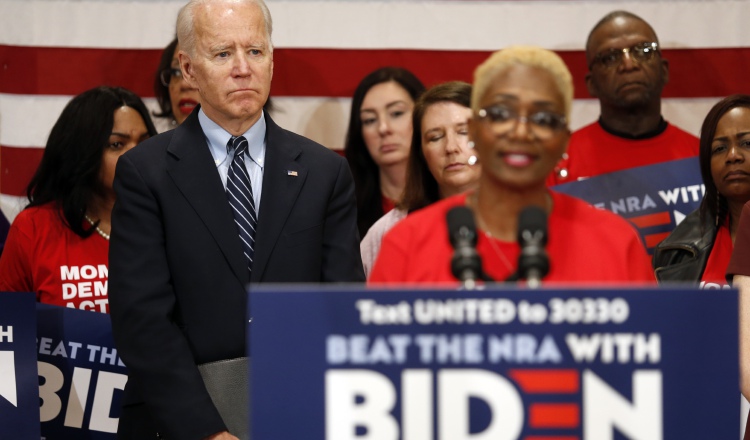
[652,208,717,283]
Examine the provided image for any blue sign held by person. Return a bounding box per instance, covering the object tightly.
[0,292,40,439]
[553,157,703,253]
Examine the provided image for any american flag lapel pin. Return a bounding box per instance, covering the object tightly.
[287,170,298,177]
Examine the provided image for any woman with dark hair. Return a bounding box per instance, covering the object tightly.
[0,86,157,312]
[152,37,200,131]
[361,81,480,276]
[344,66,425,238]
[654,94,750,287]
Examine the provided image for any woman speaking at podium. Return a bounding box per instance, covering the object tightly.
[369,46,654,284]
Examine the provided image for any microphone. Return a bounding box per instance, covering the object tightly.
[447,206,486,289]
[516,206,549,288]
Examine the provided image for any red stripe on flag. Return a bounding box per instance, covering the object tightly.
[529,403,580,428]
[3,45,750,98]
[645,231,672,248]
[0,46,162,98]
[1,146,43,197]
[524,437,579,440]
[508,369,579,393]
[0,144,344,197]
[629,211,672,228]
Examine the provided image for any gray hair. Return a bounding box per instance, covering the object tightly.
[176,0,273,57]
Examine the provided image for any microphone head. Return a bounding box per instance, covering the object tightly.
[447,206,478,248]
[517,205,548,246]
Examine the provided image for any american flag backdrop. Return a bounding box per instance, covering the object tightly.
[1,0,749,224]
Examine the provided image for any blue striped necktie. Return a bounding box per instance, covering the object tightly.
[226,136,257,274]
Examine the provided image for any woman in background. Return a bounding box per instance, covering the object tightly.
[0,86,157,312]
[654,94,750,288]
[152,37,201,131]
[344,67,425,238]
[361,81,480,276]
[369,46,653,284]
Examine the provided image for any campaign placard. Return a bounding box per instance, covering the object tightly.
[250,286,738,439]
[37,304,127,439]
[552,157,702,253]
[0,292,40,439]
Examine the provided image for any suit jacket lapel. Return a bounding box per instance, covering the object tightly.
[165,110,250,285]
[251,114,307,281]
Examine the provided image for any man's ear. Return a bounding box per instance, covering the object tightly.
[270,54,274,82]
[661,57,670,85]
[585,71,599,98]
[178,51,198,88]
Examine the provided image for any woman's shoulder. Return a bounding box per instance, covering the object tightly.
[5,202,68,247]
[396,194,468,229]
[364,209,407,239]
[380,194,468,249]
[653,209,712,267]
[12,202,61,227]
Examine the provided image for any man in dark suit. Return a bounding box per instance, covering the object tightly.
[108,1,365,439]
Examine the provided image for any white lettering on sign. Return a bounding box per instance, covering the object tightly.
[356,300,412,325]
[584,369,662,439]
[325,368,663,439]
[486,334,562,364]
[566,333,661,364]
[658,185,705,206]
[0,351,17,407]
[414,299,516,325]
[327,335,412,365]
[609,195,658,215]
[38,362,127,433]
[0,326,13,343]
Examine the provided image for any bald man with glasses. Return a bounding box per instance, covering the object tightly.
[548,10,698,185]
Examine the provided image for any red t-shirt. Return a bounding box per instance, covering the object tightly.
[369,192,655,284]
[700,223,732,289]
[548,121,699,186]
[0,203,110,313]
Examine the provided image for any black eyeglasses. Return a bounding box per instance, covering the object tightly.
[476,105,567,139]
[159,68,183,86]
[589,42,660,70]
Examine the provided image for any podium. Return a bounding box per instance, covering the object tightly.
[0,287,741,439]
[250,286,740,439]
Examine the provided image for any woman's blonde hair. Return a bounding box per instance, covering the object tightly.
[472,45,573,120]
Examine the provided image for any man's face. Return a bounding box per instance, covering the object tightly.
[585,16,668,111]
[179,1,273,132]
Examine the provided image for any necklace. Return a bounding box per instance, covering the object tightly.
[84,215,110,241]
[474,211,515,273]
[469,191,555,275]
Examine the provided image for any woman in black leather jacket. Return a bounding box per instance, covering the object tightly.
[653,94,750,286]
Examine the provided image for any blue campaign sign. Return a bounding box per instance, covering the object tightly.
[250,286,739,440]
[37,304,127,439]
[0,292,40,439]
[552,157,702,253]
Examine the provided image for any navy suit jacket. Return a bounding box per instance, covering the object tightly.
[109,109,364,439]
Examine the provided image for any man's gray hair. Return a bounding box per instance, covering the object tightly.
[176,0,273,57]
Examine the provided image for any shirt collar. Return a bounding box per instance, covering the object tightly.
[199,108,267,167]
